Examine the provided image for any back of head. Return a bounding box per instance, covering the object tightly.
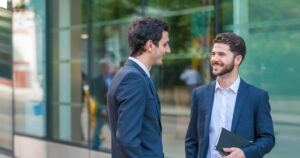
[128,17,169,57]
[213,32,246,63]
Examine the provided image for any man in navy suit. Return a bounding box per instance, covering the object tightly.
[185,32,275,158]
[107,17,170,158]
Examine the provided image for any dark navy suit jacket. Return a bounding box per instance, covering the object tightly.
[107,59,163,158]
[185,79,275,158]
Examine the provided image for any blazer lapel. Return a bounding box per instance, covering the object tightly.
[148,78,162,131]
[205,81,216,132]
[125,59,148,77]
[231,79,249,132]
[203,81,216,157]
[125,59,162,131]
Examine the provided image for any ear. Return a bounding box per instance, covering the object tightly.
[235,55,243,66]
[145,40,153,52]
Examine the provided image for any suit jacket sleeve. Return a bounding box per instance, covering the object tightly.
[185,90,199,158]
[115,72,147,158]
[242,92,275,158]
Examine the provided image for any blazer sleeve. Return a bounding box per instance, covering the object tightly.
[115,72,147,158]
[242,92,275,158]
[185,90,199,158]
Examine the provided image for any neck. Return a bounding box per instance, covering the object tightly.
[217,70,239,89]
[134,54,152,71]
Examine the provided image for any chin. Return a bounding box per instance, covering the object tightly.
[213,73,219,76]
[155,61,163,65]
[212,70,219,75]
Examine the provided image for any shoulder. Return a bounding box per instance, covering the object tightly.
[114,65,148,86]
[242,79,268,97]
[193,81,215,94]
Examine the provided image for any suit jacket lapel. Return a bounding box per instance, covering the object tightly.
[125,59,148,77]
[202,81,216,157]
[148,78,162,131]
[205,81,216,132]
[125,59,162,131]
[231,79,248,132]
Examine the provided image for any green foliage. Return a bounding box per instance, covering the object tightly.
[152,59,191,89]
[221,0,233,26]
[91,0,140,21]
[249,0,300,22]
[240,31,300,96]
[167,15,192,54]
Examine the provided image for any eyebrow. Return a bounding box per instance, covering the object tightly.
[211,51,225,54]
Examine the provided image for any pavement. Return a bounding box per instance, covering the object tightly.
[160,106,300,158]
[1,105,299,158]
[0,154,11,158]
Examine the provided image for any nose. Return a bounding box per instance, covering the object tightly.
[210,54,220,61]
[165,46,171,54]
[210,55,219,64]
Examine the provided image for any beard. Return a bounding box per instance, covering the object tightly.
[211,59,234,76]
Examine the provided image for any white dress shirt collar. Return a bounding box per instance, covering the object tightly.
[215,76,240,94]
[128,57,150,78]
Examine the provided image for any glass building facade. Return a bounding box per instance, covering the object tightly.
[0,0,300,157]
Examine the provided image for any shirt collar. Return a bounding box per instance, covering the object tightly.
[128,57,150,78]
[215,76,240,93]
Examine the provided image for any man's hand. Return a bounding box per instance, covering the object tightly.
[222,147,245,158]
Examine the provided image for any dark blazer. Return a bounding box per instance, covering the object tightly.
[107,59,163,158]
[185,79,275,158]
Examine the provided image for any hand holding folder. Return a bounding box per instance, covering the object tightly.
[215,127,252,156]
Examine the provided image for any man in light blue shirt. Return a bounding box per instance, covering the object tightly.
[185,32,275,158]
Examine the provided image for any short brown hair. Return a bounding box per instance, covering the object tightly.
[213,32,246,64]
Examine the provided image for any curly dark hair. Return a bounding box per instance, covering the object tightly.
[128,17,169,57]
[213,32,246,64]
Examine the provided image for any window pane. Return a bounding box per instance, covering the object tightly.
[0,1,12,150]
[145,1,214,158]
[222,0,300,157]
[89,0,141,151]
[13,0,47,137]
[49,0,89,148]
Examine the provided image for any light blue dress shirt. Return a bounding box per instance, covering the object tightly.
[207,76,240,158]
[128,57,150,78]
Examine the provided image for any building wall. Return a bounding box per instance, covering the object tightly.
[0,0,299,157]
[221,1,300,157]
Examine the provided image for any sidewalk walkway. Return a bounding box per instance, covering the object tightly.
[161,105,300,125]
[0,154,11,158]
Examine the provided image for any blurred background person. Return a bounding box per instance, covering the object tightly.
[180,65,202,94]
[90,59,113,149]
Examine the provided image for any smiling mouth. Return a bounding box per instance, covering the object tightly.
[212,61,223,66]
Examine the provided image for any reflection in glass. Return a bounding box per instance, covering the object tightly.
[0,78,12,150]
[50,29,87,144]
[89,0,141,151]
[222,0,300,157]
[0,1,12,150]
[49,0,89,147]
[13,0,46,137]
[145,1,215,158]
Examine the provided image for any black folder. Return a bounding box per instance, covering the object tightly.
[215,127,251,156]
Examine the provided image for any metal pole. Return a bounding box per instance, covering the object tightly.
[214,0,220,35]
[87,0,92,149]
[141,0,145,17]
